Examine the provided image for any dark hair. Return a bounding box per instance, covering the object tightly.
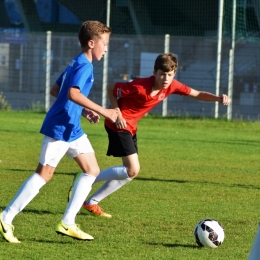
[154,53,178,72]
[78,21,112,48]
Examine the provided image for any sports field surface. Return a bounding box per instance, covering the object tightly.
[0,111,259,259]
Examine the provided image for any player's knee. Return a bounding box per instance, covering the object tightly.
[38,171,53,182]
[82,165,100,177]
[90,166,100,177]
[95,167,100,177]
[36,164,55,182]
[126,166,140,178]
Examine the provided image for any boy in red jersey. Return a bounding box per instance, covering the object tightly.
[69,53,231,218]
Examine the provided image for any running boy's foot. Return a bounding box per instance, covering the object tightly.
[56,221,94,240]
[68,173,112,218]
[0,212,20,243]
[67,172,82,202]
[81,203,112,218]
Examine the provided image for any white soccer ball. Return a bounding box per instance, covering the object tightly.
[194,218,225,248]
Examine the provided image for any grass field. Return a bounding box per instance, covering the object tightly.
[0,111,259,260]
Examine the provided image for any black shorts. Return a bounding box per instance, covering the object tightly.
[105,125,138,157]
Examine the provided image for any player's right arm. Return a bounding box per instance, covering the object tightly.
[107,83,127,129]
[107,83,119,110]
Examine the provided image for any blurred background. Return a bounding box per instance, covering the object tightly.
[0,0,259,120]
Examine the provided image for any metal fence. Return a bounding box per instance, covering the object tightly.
[0,31,259,120]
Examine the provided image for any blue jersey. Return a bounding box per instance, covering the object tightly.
[40,53,94,142]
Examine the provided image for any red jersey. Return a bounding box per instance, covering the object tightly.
[105,76,191,136]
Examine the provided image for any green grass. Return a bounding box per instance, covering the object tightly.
[0,111,259,259]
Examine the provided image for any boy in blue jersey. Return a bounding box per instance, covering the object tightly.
[0,21,118,243]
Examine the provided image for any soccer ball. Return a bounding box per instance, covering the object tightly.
[194,218,225,248]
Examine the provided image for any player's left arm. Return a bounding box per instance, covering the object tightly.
[188,88,231,105]
[81,108,100,124]
[50,83,99,123]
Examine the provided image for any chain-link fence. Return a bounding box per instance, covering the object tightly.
[0,32,259,120]
[0,0,259,120]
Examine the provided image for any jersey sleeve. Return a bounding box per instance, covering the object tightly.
[70,63,91,91]
[171,80,191,95]
[113,81,139,98]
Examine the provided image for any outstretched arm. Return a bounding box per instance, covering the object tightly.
[189,89,231,105]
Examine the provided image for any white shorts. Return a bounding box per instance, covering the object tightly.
[39,134,94,168]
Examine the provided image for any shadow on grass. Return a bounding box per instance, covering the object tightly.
[136,177,260,190]
[145,242,198,248]
[0,238,73,245]
[0,207,62,216]
[4,169,259,190]
[137,178,188,184]
[3,168,34,172]
[30,238,77,244]
[141,136,260,146]
[4,168,76,177]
